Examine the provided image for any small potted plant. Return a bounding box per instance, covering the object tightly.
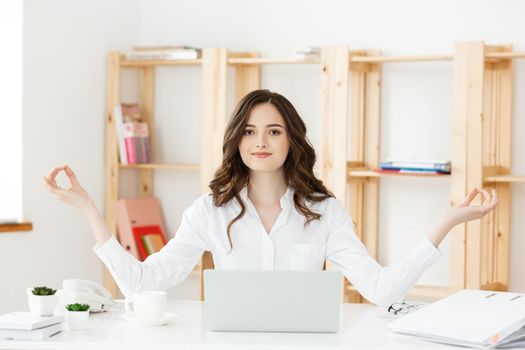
[65,303,90,330]
[27,286,57,316]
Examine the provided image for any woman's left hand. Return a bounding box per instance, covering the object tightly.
[444,188,499,228]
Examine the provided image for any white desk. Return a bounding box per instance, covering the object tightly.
[0,300,461,349]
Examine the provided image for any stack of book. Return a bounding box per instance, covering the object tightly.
[290,47,321,60]
[377,159,451,175]
[0,312,65,340]
[114,103,151,165]
[126,46,202,60]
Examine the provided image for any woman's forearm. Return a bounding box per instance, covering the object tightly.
[82,200,112,246]
[427,217,455,248]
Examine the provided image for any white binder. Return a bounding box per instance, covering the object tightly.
[388,289,525,348]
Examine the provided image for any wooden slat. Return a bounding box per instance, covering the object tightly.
[120,58,202,67]
[485,51,525,59]
[320,46,351,301]
[228,58,320,65]
[104,52,121,297]
[363,51,381,259]
[495,184,510,289]
[406,285,459,299]
[345,50,381,303]
[350,54,453,63]
[484,175,525,183]
[233,52,261,104]
[201,48,228,193]
[347,285,457,301]
[450,43,473,290]
[0,222,33,233]
[120,163,200,170]
[320,46,349,203]
[200,48,228,300]
[481,282,506,291]
[463,42,485,290]
[348,50,366,245]
[139,67,154,196]
[493,45,513,289]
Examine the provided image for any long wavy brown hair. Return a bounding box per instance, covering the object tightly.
[209,89,334,250]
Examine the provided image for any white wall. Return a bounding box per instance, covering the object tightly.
[136,0,525,291]
[5,0,524,312]
[0,0,141,313]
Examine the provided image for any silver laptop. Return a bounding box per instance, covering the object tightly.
[203,270,342,333]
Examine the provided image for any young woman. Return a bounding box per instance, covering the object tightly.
[44,89,498,306]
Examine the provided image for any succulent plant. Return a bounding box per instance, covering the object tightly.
[31,286,57,296]
[66,303,90,312]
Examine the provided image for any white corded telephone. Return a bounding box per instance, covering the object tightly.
[56,279,124,312]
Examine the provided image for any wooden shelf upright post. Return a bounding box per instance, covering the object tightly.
[452,42,512,292]
[198,49,262,300]
[104,52,121,297]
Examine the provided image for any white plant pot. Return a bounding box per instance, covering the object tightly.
[66,311,89,330]
[27,288,57,317]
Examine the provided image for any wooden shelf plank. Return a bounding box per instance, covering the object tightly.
[117,51,525,67]
[405,285,458,299]
[484,175,525,183]
[120,58,203,67]
[0,222,33,233]
[485,52,525,59]
[346,284,456,301]
[119,163,200,170]
[228,58,320,65]
[350,54,453,63]
[346,52,525,64]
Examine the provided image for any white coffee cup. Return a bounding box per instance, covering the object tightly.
[124,290,167,320]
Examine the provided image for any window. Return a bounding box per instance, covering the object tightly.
[0,0,29,232]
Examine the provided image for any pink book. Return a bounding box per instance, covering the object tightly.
[115,197,167,259]
[123,122,137,164]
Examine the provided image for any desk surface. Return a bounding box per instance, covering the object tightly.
[0,300,461,350]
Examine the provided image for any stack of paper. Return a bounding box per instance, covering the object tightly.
[388,289,525,348]
[0,312,65,340]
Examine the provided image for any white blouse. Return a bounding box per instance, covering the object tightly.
[94,186,442,306]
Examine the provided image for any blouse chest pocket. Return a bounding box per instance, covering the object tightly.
[291,243,325,271]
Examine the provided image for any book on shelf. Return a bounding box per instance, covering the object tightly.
[122,121,151,164]
[290,46,321,60]
[0,321,63,341]
[114,102,148,165]
[380,159,451,173]
[116,197,167,261]
[374,168,449,175]
[133,45,199,52]
[133,225,167,261]
[113,104,128,165]
[126,46,202,60]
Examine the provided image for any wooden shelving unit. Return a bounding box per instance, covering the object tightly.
[320,42,524,303]
[105,43,523,302]
[104,49,231,298]
[105,49,264,299]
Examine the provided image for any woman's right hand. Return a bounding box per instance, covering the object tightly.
[43,165,93,211]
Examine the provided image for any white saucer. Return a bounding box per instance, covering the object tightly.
[120,312,178,326]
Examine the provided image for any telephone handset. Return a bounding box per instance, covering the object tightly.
[57,279,124,312]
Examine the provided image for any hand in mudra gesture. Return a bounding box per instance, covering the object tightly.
[43,165,93,210]
[444,188,499,227]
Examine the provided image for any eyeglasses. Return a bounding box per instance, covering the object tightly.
[387,300,423,315]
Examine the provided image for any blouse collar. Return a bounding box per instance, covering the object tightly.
[239,185,293,209]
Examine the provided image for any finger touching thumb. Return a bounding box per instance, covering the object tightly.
[65,165,80,185]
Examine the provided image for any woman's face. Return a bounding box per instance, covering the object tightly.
[238,103,290,173]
